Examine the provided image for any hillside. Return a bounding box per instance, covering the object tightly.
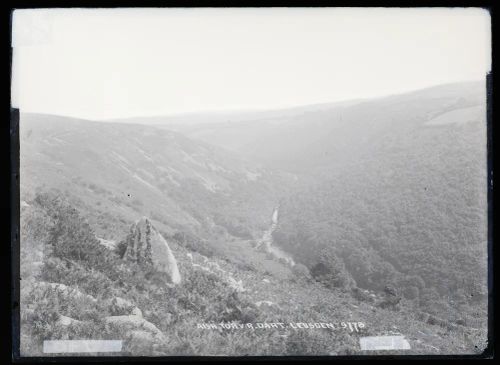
[20,113,298,249]
[273,109,488,326]
[20,193,486,356]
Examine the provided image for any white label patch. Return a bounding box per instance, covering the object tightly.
[12,10,54,47]
[359,336,411,351]
[43,340,122,353]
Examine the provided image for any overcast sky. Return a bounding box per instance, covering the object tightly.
[12,7,491,121]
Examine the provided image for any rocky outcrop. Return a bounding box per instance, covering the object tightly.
[122,217,181,284]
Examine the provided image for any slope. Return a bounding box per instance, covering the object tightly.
[19,113,298,248]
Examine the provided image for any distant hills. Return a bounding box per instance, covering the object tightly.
[110,81,487,173]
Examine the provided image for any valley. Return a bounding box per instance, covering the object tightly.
[18,81,489,356]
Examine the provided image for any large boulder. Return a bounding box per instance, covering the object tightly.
[122,217,181,284]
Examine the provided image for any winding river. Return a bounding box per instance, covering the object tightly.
[256,206,295,266]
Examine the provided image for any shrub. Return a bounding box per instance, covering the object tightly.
[310,247,353,290]
[403,286,420,301]
[291,263,311,282]
[171,231,217,258]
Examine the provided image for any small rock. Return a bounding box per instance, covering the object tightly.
[105,315,166,344]
[37,282,97,303]
[57,314,82,327]
[131,307,143,317]
[255,300,279,309]
[109,297,143,317]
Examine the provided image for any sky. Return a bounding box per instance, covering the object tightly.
[11,7,491,121]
